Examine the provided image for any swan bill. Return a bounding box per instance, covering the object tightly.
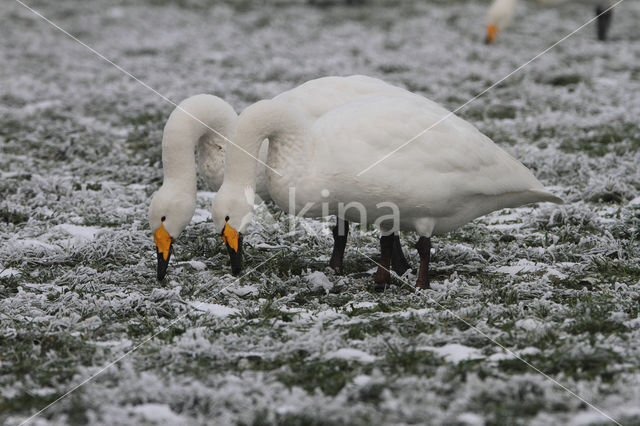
[154,223,173,281]
[221,222,240,252]
[225,234,243,276]
[485,24,498,44]
[221,221,243,275]
[154,223,172,259]
[156,244,172,281]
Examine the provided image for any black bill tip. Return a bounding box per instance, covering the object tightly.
[156,244,172,281]
[225,234,243,276]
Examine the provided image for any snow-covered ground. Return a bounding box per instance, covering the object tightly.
[1,0,640,424]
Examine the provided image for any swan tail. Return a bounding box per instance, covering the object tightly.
[527,189,564,205]
[477,189,564,216]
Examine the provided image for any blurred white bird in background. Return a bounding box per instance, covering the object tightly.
[486,0,617,44]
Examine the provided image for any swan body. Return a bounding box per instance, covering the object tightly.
[486,0,616,43]
[217,94,560,236]
[213,78,562,287]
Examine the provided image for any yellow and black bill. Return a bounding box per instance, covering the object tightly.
[154,223,173,281]
[221,220,243,276]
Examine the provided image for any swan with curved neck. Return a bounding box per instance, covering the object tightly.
[213,83,563,289]
[149,94,238,280]
[486,0,616,44]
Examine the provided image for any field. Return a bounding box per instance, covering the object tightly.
[1,0,640,424]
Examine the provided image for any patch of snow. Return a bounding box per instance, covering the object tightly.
[486,223,523,231]
[305,271,334,294]
[93,339,132,348]
[423,344,484,364]
[495,260,542,275]
[350,301,378,310]
[54,224,103,242]
[226,285,258,297]
[129,403,184,425]
[545,268,567,280]
[184,260,206,271]
[325,348,376,363]
[516,318,543,331]
[624,317,640,329]
[253,243,289,249]
[353,374,372,386]
[568,410,611,426]
[18,100,61,115]
[457,412,485,426]
[78,315,103,331]
[26,386,57,397]
[628,196,640,206]
[10,239,60,252]
[0,268,21,278]
[197,191,216,201]
[191,208,211,224]
[189,301,239,317]
[520,347,541,356]
[488,351,515,362]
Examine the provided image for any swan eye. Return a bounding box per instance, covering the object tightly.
[225,216,230,222]
[161,216,166,222]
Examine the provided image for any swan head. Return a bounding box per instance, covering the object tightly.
[211,184,255,276]
[485,0,517,44]
[149,185,196,280]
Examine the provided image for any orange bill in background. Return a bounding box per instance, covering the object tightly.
[486,24,498,44]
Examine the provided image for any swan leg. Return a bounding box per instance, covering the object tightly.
[596,5,613,41]
[415,237,431,289]
[391,235,412,276]
[374,234,394,291]
[329,218,349,273]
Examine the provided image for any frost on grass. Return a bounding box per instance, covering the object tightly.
[1,0,640,425]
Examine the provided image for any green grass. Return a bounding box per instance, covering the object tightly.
[2,0,640,424]
[559,123,640,157]
[545,73,583,87]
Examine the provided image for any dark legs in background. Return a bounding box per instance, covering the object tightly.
[415,237,431,289]
[596,5,613,41]
[373,234,394,290]
[329,218,349,272]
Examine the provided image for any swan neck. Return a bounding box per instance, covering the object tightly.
[160,95,236,191]
[226,100,307,188]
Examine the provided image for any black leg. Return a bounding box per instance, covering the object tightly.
[596,5,613,41]
[415,237,431,289]
[329,218,349,273]
[391,234,412,276]
[374,234,394,291]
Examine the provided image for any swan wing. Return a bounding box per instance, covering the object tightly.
[273,75,448,120]
[312,95,558,213]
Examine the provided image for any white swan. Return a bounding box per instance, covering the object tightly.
[212,79,563,289]
[149,76,420,280]
[486,0,616,44]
